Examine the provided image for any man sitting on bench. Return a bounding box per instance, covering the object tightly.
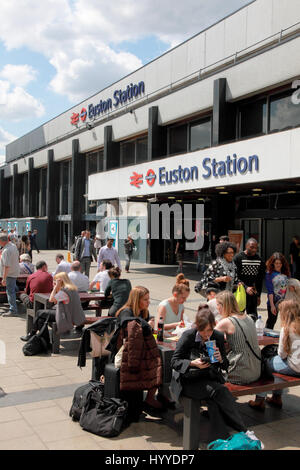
[20,260,53,310]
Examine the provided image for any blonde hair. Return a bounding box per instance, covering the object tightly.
[54,272,78,291]
[279,300,300,355]
[216,290,241,317]
[116,286,149,319]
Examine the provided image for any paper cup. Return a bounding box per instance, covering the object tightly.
[205,340,218,363]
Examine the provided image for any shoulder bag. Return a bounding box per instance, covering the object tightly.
[234,318,273,381]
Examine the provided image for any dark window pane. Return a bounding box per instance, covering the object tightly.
[61,162,70,215]
[169,125,187,155]
[270,90,300,132]
[240,99,267,138]
[136,138,148,163]
[190,119,211,151]
[88,153,98,175]
[98,150,104,172]
[121,142,135,167]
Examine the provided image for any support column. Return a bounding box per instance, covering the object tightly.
[12,164,19,218]
[0,170,5,219]
[70,139,86,247]
[46,149,59,248]
[212,78,236,146]
[28,157,37,217]
[104,126,120,171]
[147,106,166,161]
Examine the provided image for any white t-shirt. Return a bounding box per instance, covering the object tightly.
[92,270,110,292]
[278,327,300,373]
[68,271,89,292]
[0,242,20,278]
[52,260,71,276]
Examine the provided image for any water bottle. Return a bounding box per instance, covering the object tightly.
[157,317,164,342]
[255,315,264,337]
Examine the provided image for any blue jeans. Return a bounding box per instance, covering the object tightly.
[6,277,18,314]
[257,355,300,398]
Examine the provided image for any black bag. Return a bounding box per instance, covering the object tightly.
[261,344,278,360]
[182,351,225,384]
[69,380,104,422]
[234,318,274,381]
[79,392,128,437]
[22,315,51,356]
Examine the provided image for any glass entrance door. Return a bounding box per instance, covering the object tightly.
[241,219,262,255]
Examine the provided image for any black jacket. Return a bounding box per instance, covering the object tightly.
[169,328,228,402]
[233,251,265,297]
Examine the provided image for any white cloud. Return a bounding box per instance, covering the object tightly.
[0,0,251,102]
[0,64,37,87]
[0,80,45,121]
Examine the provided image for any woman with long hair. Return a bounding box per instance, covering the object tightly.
[249,300,300,410]
[265,252,290,329]
[215,290,261,385]
[115,286,163,410]
[170,306,262,443]
[156,273,190,331]
[22,272,85,344]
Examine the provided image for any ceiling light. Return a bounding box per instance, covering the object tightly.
[252,188,263,192]
[219,192,229,195]
[215,187,225,190]
[288,191,296,194]
[253,194,260,197]
[168,196,176,199]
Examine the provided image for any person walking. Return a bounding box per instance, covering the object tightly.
[265,252,290,330]
[124,234,135,273]
[234,238,265,321]
[289,236,300,280]
[75,230,97,278]
[0,233,20,316]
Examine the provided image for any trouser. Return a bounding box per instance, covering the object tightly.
[265,303,278,330]
[125,253,132,271]
[20,293,33,309]
[246,293,258,321]
[256,355,300,399]
[80,257,91,277]
[6,277,18,314]
[196,251,207,273]
[31,240,39,253]
[182,379,247,441]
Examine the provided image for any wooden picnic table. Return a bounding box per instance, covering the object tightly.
[0,273,29,283]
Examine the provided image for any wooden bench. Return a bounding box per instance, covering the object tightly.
[182,374,300,450]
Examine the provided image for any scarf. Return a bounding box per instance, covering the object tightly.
[218,257,237,291]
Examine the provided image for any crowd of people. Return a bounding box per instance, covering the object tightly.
[1,226,300,443]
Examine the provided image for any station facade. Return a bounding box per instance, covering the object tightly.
[1,0,300,263]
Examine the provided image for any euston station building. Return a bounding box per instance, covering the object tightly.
[1,0,300,264]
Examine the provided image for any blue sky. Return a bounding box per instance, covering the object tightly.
[0,0,251,161]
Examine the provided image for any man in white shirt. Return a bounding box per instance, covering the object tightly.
[0,234,20,316]
[52,254,71,276]
[90,259,113,292]
[97,238,121,271]
[68,261,89,292]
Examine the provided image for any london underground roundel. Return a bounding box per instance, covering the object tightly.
[80,108,87,122]
[145,169,156,186]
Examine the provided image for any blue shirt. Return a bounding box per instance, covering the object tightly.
[82,238,91,257]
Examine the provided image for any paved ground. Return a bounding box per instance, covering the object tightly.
[0,250,300,450]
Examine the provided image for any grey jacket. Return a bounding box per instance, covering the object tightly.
[75,237,97,262]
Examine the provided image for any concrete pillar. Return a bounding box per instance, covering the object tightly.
[212,78,236,146]
[148,106,166,161]
[70,139,86,246]
[104,126,120,171]
[46,149,59,248]
[28,157,37,217]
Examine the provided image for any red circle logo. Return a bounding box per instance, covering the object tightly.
[145,169,156,186]
[80,108,87,122]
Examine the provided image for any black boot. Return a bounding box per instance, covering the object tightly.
[20,331,35,342]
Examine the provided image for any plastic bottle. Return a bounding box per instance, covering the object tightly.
[255,315,264,337]
[96,281,100,291]
[157,317,164,341]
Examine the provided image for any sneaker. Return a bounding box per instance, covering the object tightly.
[246,430,265,449]
[2,311,15,317]
[248,398,265,411]
[266,395,283,409]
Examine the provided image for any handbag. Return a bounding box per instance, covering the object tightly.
[234,284,246,312]
[207,432,263,450]
[69,380,104,422]
[79,392,128,437]
[234,318,273,381]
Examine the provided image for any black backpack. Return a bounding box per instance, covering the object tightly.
[69,380,104,422]
[22,315,51,356]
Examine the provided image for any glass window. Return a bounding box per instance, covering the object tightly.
[239,99,267,138]
[40,168,47,216]
[121,141,135,167]
[98,150,104,172]
[270,90,300,132]
[169,124,187,155]
[190,119,211,151]
[88,153,98,176]
[61,161,70,215]
[136,138,148,164]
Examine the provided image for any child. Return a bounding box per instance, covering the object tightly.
[206,286,222,323]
